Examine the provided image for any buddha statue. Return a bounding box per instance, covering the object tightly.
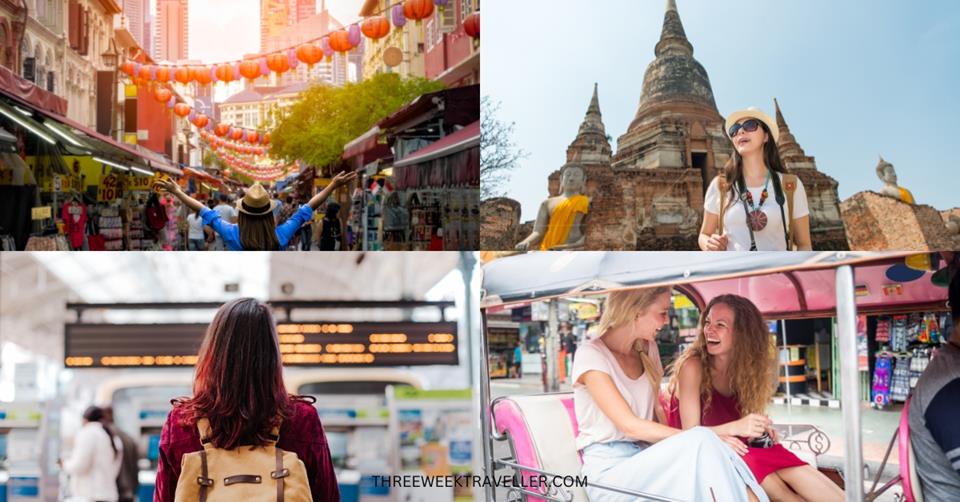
[516,164,589,251]
[876,156,914,204]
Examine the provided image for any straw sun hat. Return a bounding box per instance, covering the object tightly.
[236,182,277,216]
[725,106,779,144]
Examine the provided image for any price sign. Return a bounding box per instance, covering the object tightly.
[97,173,122,202]
[127,175,152,191]
[31,206,52,220]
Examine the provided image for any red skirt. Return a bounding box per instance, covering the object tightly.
[741,444,807,482]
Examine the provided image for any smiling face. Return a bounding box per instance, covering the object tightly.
[631,291,672,342]
[731,118,768,156]
[703,302,736,357]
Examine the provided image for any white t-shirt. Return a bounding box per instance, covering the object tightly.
[62,422,122,502]
[572,337,662,451]
[215,203,237,223]
[703,173,809,251]
[187,212,204,239]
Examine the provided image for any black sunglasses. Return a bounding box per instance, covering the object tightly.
[728,118,762,138]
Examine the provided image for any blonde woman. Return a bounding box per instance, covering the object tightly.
[667,295,843,501]
[574,288,767,502]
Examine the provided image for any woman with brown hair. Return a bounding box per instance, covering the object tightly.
[153,298,339,502]
[699,107,812,251]
[574,287,767,501]
[161,171,355,251]
[667,294,843,501]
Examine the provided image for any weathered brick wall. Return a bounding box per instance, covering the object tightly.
[840,192,960,250]
[480,197,521,251]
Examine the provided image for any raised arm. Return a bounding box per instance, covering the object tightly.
[307,171,357,211]
[160,179,205,213]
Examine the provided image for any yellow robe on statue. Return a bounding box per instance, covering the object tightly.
[898,187,915,204]
[540,195,589,251]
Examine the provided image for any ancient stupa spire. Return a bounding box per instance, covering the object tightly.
[567,83,611,165]
[628,0,718,130]
[656,0,694,57]
[773,98,807,161]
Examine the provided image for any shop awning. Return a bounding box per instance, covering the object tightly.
[0,64,68,116]
[377,85,479,132]
[342,125,393,168]
[0,86,181,176]
[393,120,479,168]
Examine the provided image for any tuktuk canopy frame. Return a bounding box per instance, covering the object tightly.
[478,251,952,502]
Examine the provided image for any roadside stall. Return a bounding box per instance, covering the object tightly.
[478,251,952,502]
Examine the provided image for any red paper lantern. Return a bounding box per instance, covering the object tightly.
[215,64,235,82]
[156,66,171,82]
[266,53,290,74]
[214,123,230,137]
[239,60,261,81]
[174,66,191,84]
[138,64,153,80]
[463,12,479,38]
[121,61,136,76]
[230,129,244,141]
[403,0,434,23]
[247,131,259,144]
[192,114,209,129]
[154,87,172,103]
[329,30,354,53]
[262,132,271,145]
[174,103,192,118]
[362,16,390,40]
[296,43,323,66]
[195,66,212,85]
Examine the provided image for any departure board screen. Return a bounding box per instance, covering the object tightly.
[64,322,459,368]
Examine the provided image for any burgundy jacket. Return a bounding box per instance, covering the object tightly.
[154,400,340,502]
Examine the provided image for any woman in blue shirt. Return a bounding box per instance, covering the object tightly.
[161,171,355,251]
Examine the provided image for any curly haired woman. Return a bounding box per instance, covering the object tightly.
[667,294,843,501]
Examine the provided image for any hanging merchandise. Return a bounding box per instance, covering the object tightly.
[889,355,911,402]
[920,312,940,344]
[875,316,891,343]
[60,197,87,250]
[98,206,124,251]
[890,315,908,352]
[871,353,892,409]
[909,347,931,389]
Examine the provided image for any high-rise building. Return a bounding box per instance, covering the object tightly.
[155,0,188,62]
[260,0,289,53]
[293,0,317,25]
[122,0,145,47]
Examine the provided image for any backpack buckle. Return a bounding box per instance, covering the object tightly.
[271,468,290,479]
[197,476,214,487]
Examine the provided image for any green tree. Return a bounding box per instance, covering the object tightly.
[270,73,444,169]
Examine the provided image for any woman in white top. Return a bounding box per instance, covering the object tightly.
[573,287,767,502]
[699,107,812,251]
[62,406,122,502]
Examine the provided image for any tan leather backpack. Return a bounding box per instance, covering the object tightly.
[174,418,312,502]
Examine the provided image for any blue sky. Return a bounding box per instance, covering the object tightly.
[482,0,960,220]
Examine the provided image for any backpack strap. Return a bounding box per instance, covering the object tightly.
[782,174,798,249]
[197,450,214,502]
[272,447,289,502]
[717,175,728,235]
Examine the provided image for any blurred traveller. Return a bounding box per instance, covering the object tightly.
[910,258,960,500]
[185,206,209,251]
[102,406,139,502]
[161,172,355,251]
[318,202,342,251]
[211,194,237,250]
[62,406,122,502]
[154,298,339,501]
